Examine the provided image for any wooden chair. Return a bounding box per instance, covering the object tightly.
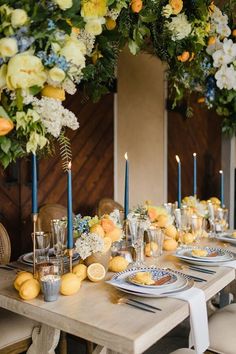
[97,198,123,217]
[0,223,38,354]
[37,203,67,233]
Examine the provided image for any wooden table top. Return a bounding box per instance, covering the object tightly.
[0,243,235,354]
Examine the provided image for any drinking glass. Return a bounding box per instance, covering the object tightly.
[128,218,146,268]
[214,207,228,234]
[33,231,50,264]
[191,214,203,243]
[147,228,164,265]
[51,219,67,272]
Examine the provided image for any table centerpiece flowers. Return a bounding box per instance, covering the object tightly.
[74,210,123,268]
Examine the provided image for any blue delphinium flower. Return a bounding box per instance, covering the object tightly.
[205,76,216,103]
[74,215,91,234]
[47,19,56,30]
[37,51,69,70]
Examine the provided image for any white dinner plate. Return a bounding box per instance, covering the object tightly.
[19,249,79,265]
[216,233,236,245]
[127,269,177,289]
[107,267,189,297]
[175,247,234,263]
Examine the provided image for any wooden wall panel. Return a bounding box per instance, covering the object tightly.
[0,93,114,259]
[168,101,222,202]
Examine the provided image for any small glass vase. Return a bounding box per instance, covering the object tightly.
[84,248,111,271]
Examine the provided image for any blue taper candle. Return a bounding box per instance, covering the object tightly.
[176,155,181,208]
[124,152,129,219]
[193,152,197,197]
[67,162,73,249]
[219,170,224,208]
[31,153,38,214]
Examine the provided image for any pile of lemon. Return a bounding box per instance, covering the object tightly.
[14,271,40,300]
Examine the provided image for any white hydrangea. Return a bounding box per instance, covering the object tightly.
[106,9,120,20]
[75,232,104,259]
[215,65,236,90]
[167,13,192,41]
[62,78,77,95]
[77,29,95,55]
[31,97,79,137]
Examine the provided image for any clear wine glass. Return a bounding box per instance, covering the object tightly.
[191,214,203,243]
[51,219,67,273]
[128,218,146,268]
[147,228,164,266]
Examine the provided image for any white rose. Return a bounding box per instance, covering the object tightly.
[167,13,192,41]
[0,37,18,57]
[48,67,66,82]
[53,0,73,10]
[0,64,7,89]
[85,18,105,36]
[60,37,86,68]
[11,9,28,27]
[6,53,47,89]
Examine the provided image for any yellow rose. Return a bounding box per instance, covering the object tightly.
[82,0,107,18]
[48,67,66,83]
[6,53,47,90]
[11,9,28,27]
[85,18,104,35]
[60,37,86,68]
[0,64,7,89]
[41,85,66,101]
[169,0,183,15]
[0,38,18,58]
[53,0,73,10]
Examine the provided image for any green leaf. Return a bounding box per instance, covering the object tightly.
[29,86,42,96]
[16,89,23,111]
[128,39,140,55]
[0,106,9,119]
[0,137,11,154]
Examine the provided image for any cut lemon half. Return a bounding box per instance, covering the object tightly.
[87,263,106,282]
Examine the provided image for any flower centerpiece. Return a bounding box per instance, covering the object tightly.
[74,210,123,267]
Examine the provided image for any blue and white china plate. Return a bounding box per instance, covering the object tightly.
[106,267,189,297]
[127,269,177,288]
[19,249,80,264]
[174,247,234,266]
[216,232,236,245]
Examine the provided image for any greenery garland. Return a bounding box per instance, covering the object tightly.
[0,0,235,168]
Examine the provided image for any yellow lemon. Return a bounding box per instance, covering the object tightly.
[14,271,34,291]
[192,249,208,257]
[145,242,158,257]
[108,256,129,272]
[102,237,112,253]
[41,85,65,101]
[182,232,194,245]
[87,263,106,282]
[208,36,216,45]
[19,278,40,300]
[232,29,236,37]
[164,225,177,239]
[105,18,116,30]
[209,197,221,205]
[163,239,178,251]
[156,214,168,228]
[92,51,103,65]
[72,264,87,281]
[60,273,81,296]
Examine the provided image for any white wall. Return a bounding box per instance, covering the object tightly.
[114,49,167,209]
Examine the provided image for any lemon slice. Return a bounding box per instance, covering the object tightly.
[87,263,106,282]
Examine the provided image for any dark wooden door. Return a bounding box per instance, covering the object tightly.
[0,93,114,260]
[168,101,222,202]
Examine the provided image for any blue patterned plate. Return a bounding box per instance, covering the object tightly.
[127,269,177,288]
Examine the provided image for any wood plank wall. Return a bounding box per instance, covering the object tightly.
[168,100,222,203]
[0,93,114,260]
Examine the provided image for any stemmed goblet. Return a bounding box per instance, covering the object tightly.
[51,219,67,273]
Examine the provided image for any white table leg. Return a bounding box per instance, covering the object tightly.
[26,324,60,354]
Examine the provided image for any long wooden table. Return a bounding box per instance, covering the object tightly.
[0,248,235,354]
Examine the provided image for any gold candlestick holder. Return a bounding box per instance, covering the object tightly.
[68,249,73,273]
[32,213,38,278]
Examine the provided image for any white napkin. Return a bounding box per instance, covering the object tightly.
[170,287,209,354]
[222,260,236,269]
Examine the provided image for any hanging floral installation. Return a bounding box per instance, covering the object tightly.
[0,0,235,168]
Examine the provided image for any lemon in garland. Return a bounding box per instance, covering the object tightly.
[105,18,116,30]
[72,264,87,281]
[109,256,129,272]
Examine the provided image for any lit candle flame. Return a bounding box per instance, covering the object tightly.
[175,155,180,163]
[219,170,223,174]
[124,152,128,160]
[193,152,197,157]
[68,161,72,170]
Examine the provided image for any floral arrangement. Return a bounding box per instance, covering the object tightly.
[0,0,235,169]
[74,210,123,259]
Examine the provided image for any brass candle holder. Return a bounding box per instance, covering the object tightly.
[68,249,73,273]
[32,213,38,277]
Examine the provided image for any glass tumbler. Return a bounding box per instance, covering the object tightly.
[33,231,50,264]
[147,228,164,265]
[51,219,67,272]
